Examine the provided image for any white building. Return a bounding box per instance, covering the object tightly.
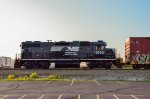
[0,56,14,68]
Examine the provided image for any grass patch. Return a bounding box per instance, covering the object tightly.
[5,72,63,81]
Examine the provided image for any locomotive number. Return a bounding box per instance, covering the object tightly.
[96,51,104,54]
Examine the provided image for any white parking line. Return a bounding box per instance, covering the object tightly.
[38,94,45,99]
[19,81,28,85]
[71,80,73,86]
[78,95,80,99]
[0,95,8,99]
[58,94,62,99]
[131,95,139,99]
[113,95,120,99]
[18,95,26,99]
[96,94,100,99]
[117,81,128,85]
[43,81,51,85]
[116,95,141,96]
[94,81,101,86]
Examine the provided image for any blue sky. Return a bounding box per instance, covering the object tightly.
[0,0,150,58]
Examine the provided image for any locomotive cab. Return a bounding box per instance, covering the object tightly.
[87,42,116,69]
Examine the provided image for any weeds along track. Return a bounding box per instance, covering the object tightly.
[0,69,150,81]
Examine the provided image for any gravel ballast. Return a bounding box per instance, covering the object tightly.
[0,69,150,81]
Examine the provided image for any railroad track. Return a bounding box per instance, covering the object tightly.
[0,68,148,70]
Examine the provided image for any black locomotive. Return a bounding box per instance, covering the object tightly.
[14,40,116,69]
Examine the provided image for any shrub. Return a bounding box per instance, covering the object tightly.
[30,72,38,79]
[20,75,29,80]
[56,75,62,80]
[0,75,2,79]
[23,75,29,80]
[7,74,15,80]
[48,75,55,80]
[18,76,22,80]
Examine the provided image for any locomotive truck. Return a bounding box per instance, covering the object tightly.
[14,40,117,69]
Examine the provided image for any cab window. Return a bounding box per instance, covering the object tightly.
[96,45,101,50]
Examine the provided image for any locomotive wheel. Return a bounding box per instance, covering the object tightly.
[144,67,150,69]
[26,65,32,69]
[42,65,49,69]
[43,65,49,69]
[24,62,33,69]
[133,65,137,69]
[87,62,94,69]
[89,66,94,69]
[105,66,111,69]
[105,62,111,69]
[143,64,150,69]
[133,65,140,69]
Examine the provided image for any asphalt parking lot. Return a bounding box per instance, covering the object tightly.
[0,80,149,99]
